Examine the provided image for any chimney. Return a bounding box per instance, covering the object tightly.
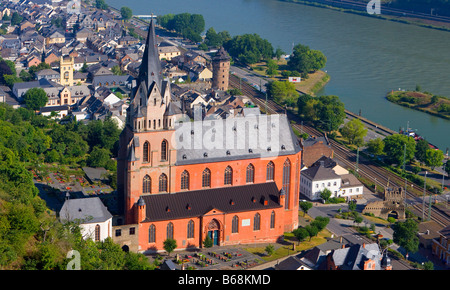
[362,243,366,248]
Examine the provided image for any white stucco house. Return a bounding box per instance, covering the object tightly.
[59,196,113,242]
[300,157,363,201]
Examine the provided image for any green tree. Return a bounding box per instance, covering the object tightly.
[299,201,312,217]
[266,59,279,77]
[3,74,22,88]
[163,238,177,256]
[265,244,275,256]
[23,88,48,111]
[29,63,51,79]
[288,43,326,73]
[205,27,221,47]
[95,0,108,10]
[203,235,213,248]
[392,219,419,256]
[111,65,124,76]
[383,134,416,166]
[425,148,444,170]
[305,225,319,241]
[319,188,332,202]
[293,227,309,245]
[310,216,330,232]
[353,215,363,226]
[366,137,385,156]
[120,7,133,20]
[224,33,274,65]
[340,119,367,146]
[415,138,429,164]
[87,146,111,168]
[316,95,346,132]
[11,12,23,26]
[266,80,298,107]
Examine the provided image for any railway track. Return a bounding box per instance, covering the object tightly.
[230,74,450,227]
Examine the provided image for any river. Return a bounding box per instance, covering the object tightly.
[107,0,450,151]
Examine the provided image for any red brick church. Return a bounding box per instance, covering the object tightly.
[117,19,302,253]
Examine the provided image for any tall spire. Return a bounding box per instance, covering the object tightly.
[137,18,162,91]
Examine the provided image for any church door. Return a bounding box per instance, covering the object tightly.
[207,219,220,246]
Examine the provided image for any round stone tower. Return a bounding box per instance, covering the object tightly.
[212,47,230,91]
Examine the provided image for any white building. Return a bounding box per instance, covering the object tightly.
[301,161,341,201]
[300,158,363,201]
[59,196,113,242]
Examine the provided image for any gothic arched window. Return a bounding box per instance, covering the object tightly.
[270,211,275,229]
[246,163,254,183]
[159,173,168,192]
[253,213,260,231]
[143,141,150,163]
[166,222,174,240]
[181,170,189,190]
[149,224,156,243]
[187,220,194,239]
[224,166,233,185]
[161,139,168,161]
[143,175,151,194]
[202,168,211,188]
[266,161,274,181]
[232,216,239,234]
[282,159,291,209]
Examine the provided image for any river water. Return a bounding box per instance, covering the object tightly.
[107,0,450,151]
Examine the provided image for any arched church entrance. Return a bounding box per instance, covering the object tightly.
[207,219,220,246]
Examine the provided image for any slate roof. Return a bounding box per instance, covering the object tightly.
[439,224,450,239]
[301,161,340,181]
[141,182,282,222]
[174,114,301,165]
[59,197,112,224]
[330,243,381,270]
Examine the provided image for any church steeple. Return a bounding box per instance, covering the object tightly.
[137,18,162,92]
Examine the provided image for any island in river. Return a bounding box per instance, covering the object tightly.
[386,90,450,120]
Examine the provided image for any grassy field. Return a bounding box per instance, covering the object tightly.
[250,60,330,96]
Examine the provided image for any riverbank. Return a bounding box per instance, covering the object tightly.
[279,0,450,32]
[250,60,330,96]
[386,90,450,120]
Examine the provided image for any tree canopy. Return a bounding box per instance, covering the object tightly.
[23,88,48,111]
[288,44,326,73]
[0,103,153,270]
[339,118,367,146]
[266,80,298,108]
[383,134,416,166]
[223,33,274,65]
[157,13,205,43]
[120,7,133,20]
